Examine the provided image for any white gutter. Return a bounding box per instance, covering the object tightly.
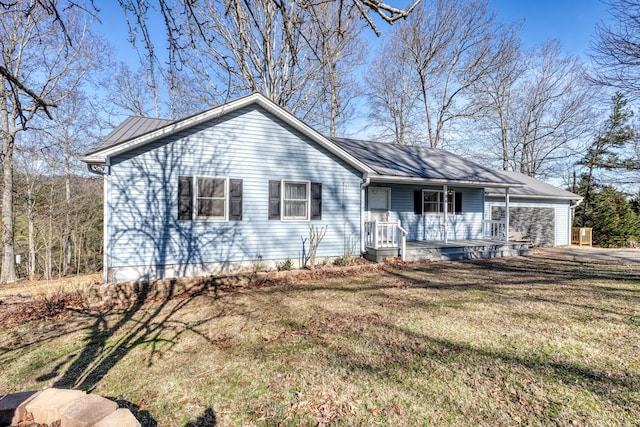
[369,175,525,189]
[360,173,370,254]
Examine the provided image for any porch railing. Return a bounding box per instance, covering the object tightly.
[364,220,408,261]
[483,220,507,241]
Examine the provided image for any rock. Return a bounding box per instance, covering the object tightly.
[60,394,118,427]
[25,388,85,425]
[93,408,141,427]
[0,390,39,426]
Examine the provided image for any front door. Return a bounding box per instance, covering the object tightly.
[368,187,391,221]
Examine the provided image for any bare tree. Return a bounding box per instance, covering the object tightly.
[0,0,420,115]
[105,63,162,117]
[389,0,505,148]
[41,89,98,275]
[15,148,47,278]
[470,26,525,169]
[192,0,314,113]
[0,2,102,283]
[300,2,367,136]
[591,0,640,97]
[366,39,423,145]
[510,41,595,177]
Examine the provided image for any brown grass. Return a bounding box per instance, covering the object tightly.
[0,273,101,298]
[0,249,639,426]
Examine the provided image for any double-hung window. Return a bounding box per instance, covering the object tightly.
[283,181,309,220]
[178,176,243,221]
[269,180,322,221]
[415,190,461,215]
[196,177,227,220]
[423,190,454,214]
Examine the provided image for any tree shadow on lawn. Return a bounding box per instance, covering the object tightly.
[25,278,235,425]
[303,304,640,421]
[380,257,640,319]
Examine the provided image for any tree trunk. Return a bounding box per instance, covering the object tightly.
[63,142,72,275]
[1,132,16,283]
[27,184,36,278]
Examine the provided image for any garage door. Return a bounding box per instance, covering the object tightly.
[491,206,555,246]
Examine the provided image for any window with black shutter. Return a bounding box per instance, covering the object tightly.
[179,176,239,221]
[414,189,458,215]
[229,179,243,220]
[414,190,422,215]
[269,180,321,221]
[454,192,462,215]
[178,176,193,220]
[268,180,281,220]
[310,183,322,220]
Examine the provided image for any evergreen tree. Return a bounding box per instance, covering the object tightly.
[578,92,636,226]
[590,186,640,247]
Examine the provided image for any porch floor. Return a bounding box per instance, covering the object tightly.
[365,239,533,262]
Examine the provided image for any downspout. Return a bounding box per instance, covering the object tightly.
[360,172,370,254]
[86,160,110,283]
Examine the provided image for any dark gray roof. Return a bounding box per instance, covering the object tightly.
[485,171,581,200]
[331,137,523,186]
[88,116,175,154]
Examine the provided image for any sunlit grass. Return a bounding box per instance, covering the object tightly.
[1,250,639,426]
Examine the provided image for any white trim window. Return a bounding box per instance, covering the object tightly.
[422,190,454,214]
[282,180,310,220]
[196,176,228,220]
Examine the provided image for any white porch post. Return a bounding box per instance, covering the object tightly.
[505,187,510,242]
[373,219,379,249]
[443,184,448,243]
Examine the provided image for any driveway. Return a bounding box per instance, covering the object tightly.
[537,246,640,264]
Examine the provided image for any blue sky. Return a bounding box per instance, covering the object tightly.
[98,1,611,69]
[489,0,610,58]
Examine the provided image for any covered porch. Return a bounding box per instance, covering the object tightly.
[363,219,531,262]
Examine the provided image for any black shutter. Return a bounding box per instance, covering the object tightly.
[268,180,281,220]
[414,190,422,215]
[229,179,243,220]
[310,183,322,220]
[455,192,462,215]
[178,176,193,221]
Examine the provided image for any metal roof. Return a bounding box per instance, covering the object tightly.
[485,170,581,200]
[331,137,524,187]
[82,95,531,189]
[87,116,175,154]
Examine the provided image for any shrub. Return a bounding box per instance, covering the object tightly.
[276,257,294,271]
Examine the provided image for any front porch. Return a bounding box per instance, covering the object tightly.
[364,239,533,262]
[363,220,532,262]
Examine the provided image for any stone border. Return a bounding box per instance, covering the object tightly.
[83,261,387,307]
[0,388,140,427]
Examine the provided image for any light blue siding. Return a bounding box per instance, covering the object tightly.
[367,184,485,241]
[106,105,362,280]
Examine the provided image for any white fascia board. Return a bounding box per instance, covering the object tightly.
[82,93,374,174]
[370,175,526,188]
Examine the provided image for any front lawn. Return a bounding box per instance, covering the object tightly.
[1,249,639,426]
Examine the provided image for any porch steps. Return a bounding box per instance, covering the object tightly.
[365,240,532,262]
